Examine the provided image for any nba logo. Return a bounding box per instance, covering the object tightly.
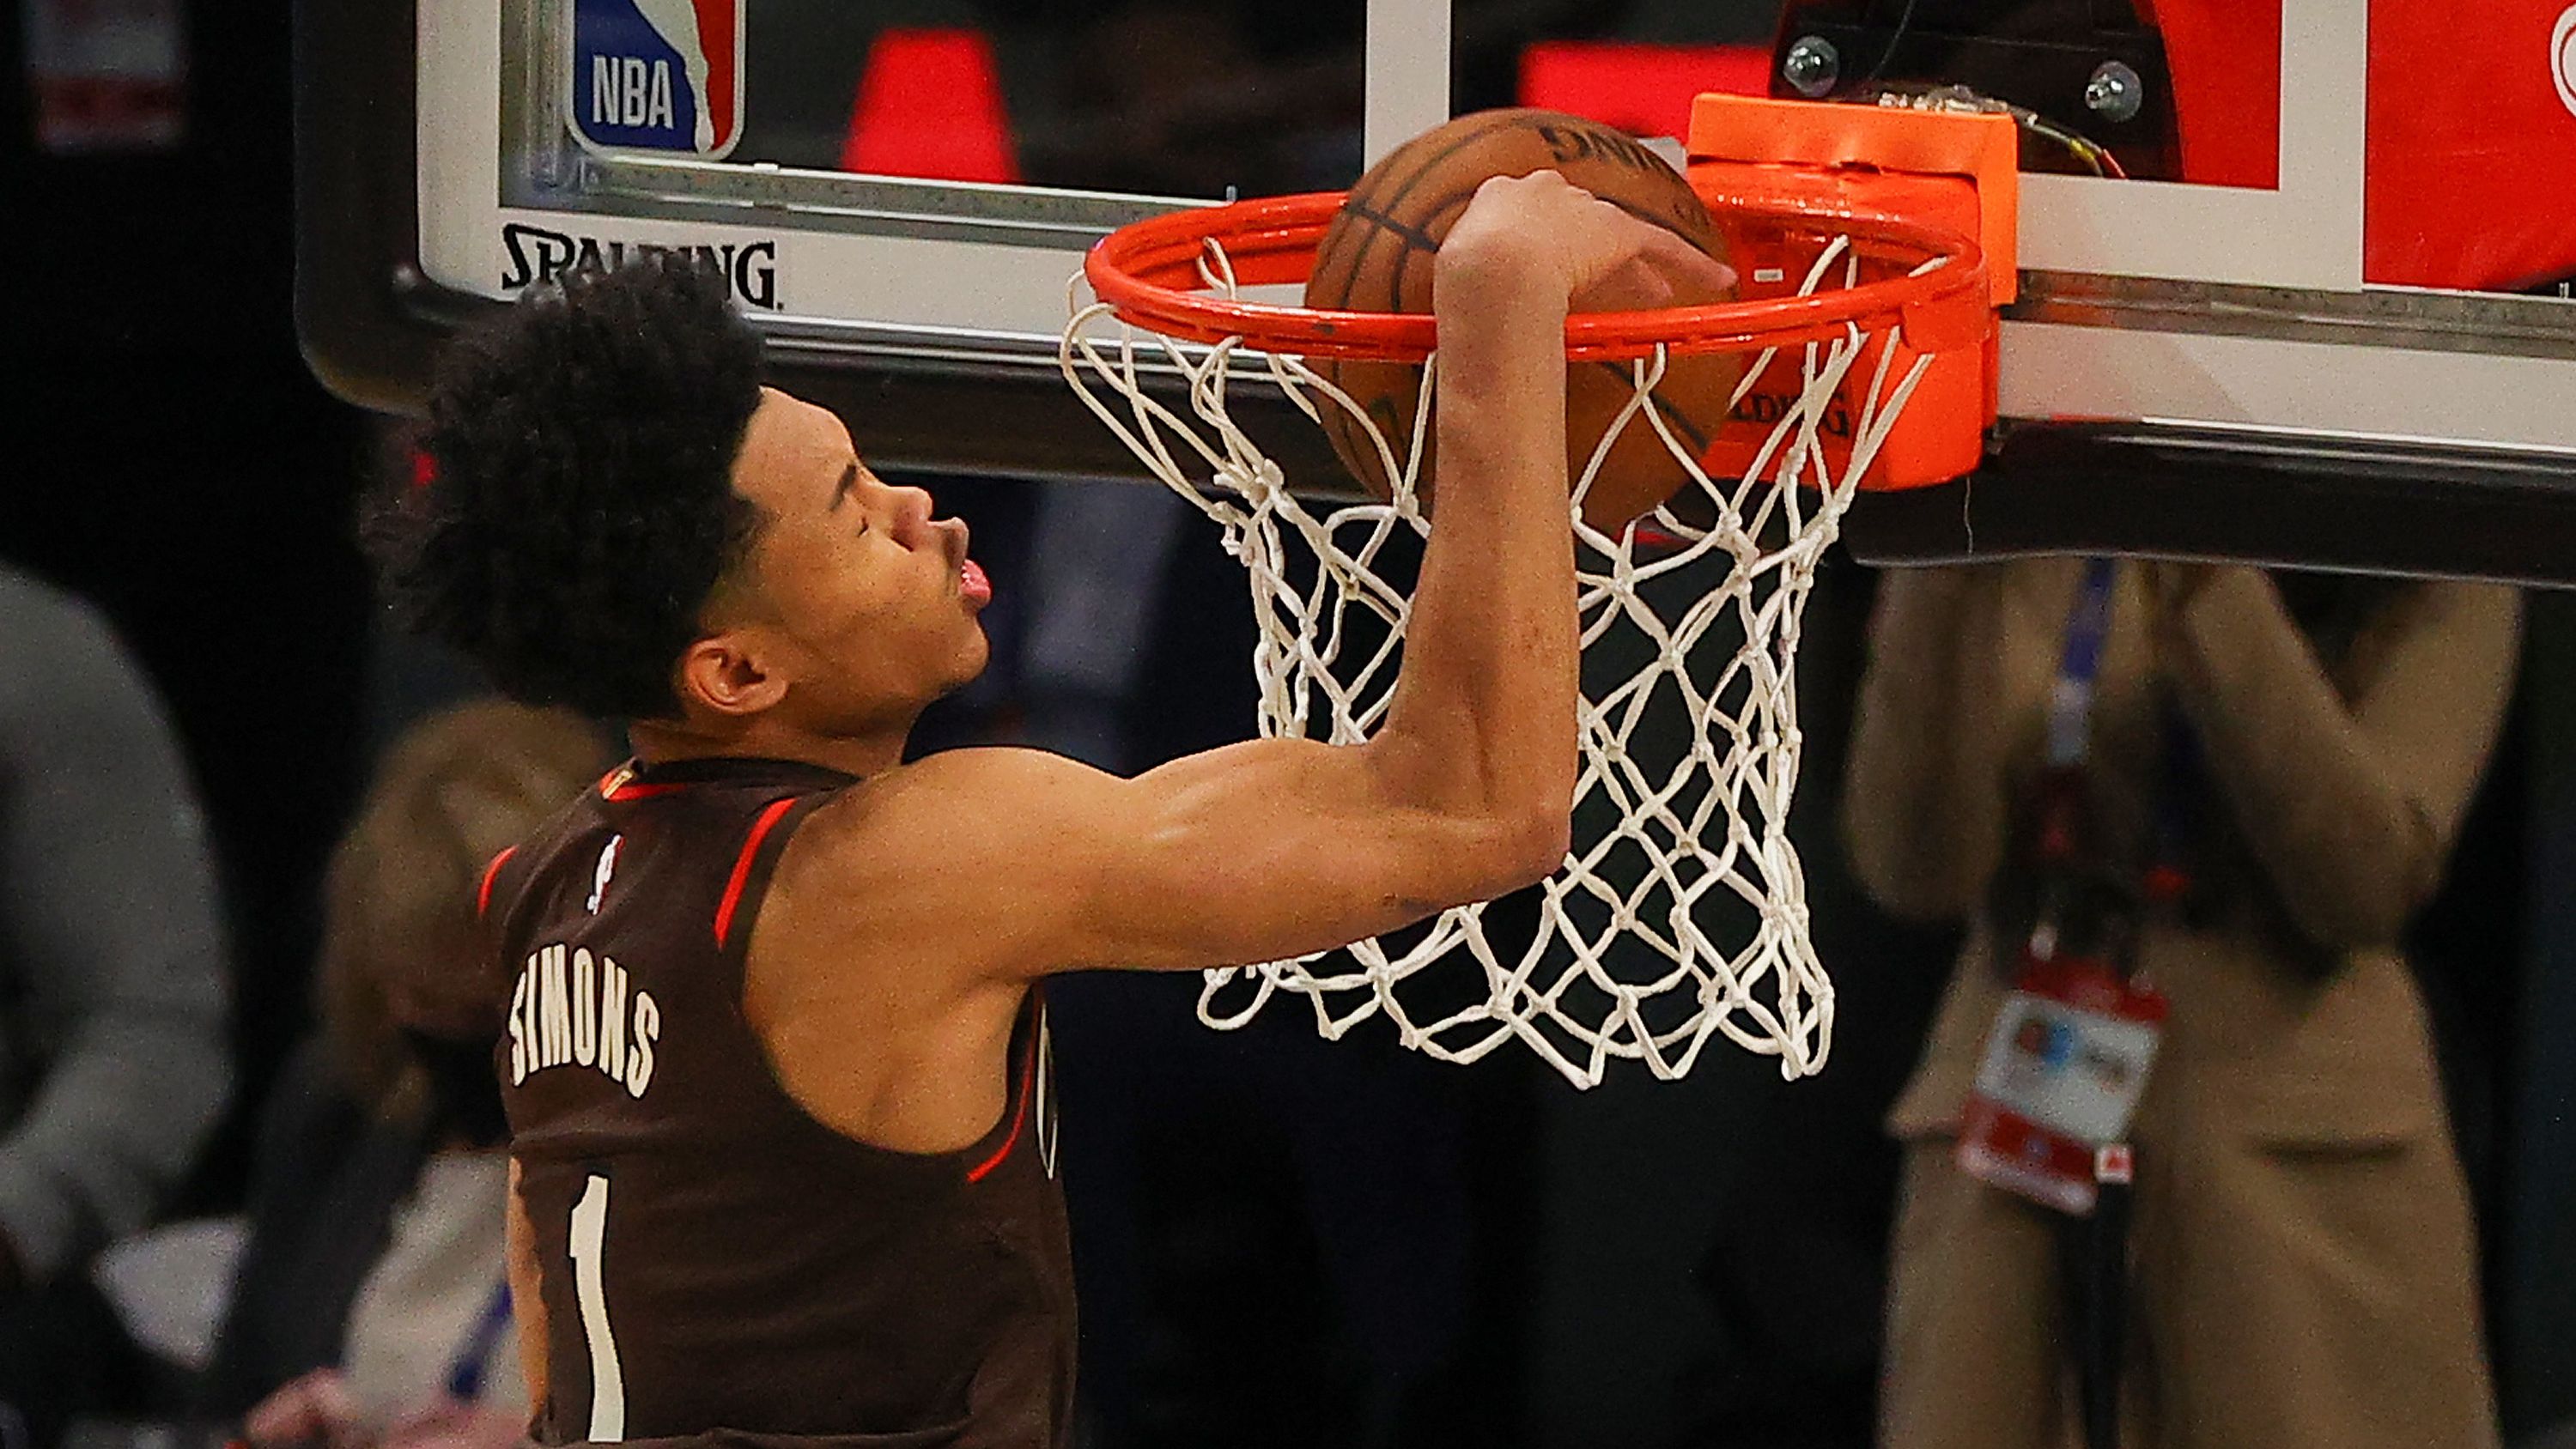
[568,0,744,158]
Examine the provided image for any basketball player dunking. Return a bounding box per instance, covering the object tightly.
[370,173,1729,1448]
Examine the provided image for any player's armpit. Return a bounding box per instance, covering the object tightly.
[792,742,1564,982]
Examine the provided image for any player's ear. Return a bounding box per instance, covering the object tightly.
[673,631,787,718]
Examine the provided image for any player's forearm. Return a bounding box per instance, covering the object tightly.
[1370,251,1578,872]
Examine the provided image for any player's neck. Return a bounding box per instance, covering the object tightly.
[627,715,912,780]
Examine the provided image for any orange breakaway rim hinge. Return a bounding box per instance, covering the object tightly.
[1686,93,2019,490]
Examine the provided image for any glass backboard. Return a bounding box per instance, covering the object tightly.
[297,0,2576,583]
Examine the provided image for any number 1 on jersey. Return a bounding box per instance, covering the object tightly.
[569,1173,627,1440]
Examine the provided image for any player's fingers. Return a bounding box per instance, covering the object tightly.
[1630,265,1678,307]
[1444,169,1571,261]
[1552,198,1710,285]
[1467,167,1569,211]
[1572,224,1735,310]
[1449,173,1735,302]
[1572,255,1676,313]
[1630,225,1739,298]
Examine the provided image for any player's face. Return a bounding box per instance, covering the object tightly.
[722,389,991,731]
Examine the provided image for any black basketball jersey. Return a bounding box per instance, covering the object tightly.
[483,755,1074,1449]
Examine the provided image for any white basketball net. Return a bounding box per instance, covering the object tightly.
[1062,237,1940,1088]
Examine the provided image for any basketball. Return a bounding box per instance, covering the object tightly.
[1303,109,1741,532]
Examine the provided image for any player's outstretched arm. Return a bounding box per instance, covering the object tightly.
[790,174,1730,978]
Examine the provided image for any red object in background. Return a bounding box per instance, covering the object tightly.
[26,0,189,153]
[840,28,1021,184]
[2365,0,2576,290]
[2129,0,2280,188]
[1519,41,1773,139]
[1527,9,2576,293]
[1525,26,2282,187]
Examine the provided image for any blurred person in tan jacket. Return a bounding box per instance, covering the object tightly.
[1844,561,2518,1449]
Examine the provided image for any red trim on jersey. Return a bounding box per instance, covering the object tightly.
[477,846,518,919]
[966,1029,1041,1184]
[714,797,799,949]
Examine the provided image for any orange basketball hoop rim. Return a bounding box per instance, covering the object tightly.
[1080,94,2021,491]
[1083,191,1993,362]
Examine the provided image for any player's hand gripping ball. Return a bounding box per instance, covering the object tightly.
[1303,109,1741,533]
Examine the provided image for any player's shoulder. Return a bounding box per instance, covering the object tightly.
[886,744,1102,788]
[480,776,613,919]
[762,748,1115,976]
[793,745,1115,864]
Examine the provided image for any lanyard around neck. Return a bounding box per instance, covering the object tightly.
[2046,558,2121,769]
[2030,559,2201,949]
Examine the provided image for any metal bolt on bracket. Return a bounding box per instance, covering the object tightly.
[2085,60,2144,123]
[1783,36,1841,99]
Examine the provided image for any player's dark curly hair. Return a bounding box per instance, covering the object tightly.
[365,253,766,720]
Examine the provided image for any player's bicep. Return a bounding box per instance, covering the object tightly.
[995,740,1531,975]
